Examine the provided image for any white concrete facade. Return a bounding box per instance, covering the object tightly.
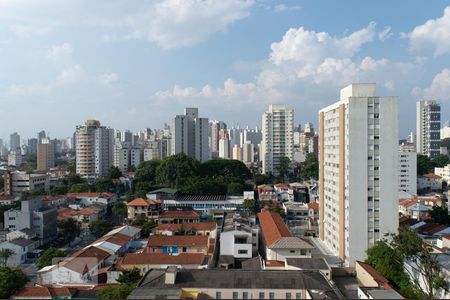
[434,164,450,182]
[319,83,399,267]
[416,100,441,158]
[261,104,294,175]
[171,108,210,162]
[398,151,417,195]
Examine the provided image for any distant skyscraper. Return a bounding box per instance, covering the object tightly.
[37,138,55,172]
[37,130,46,144]
[27,138,38,155]
[261,104,294,175]
[209,120,227,158]
[319,83,398,267]
[75,120,114,180]
[171,108,210,162]
[9,132,20,152]
[416,100,440,158]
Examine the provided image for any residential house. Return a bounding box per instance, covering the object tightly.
[220,213,259,259]
[407,203,432,220]
[417,174,442,192]
[126,198,161,221]
[356,261,404,299]
[38,246,111,286]
[258,211,314,263]
[65,193,117,208]
[155,222,217,238]
[0,196,19,206]
[145,235,210,255]
[158,209,200,224]
[117,253,208,274]
[257,185,276,202]
[0,238,37,266]
[11,286,73,299]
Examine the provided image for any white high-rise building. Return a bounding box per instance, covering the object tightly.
[319,83,398,267]
[75,120,114,180]
[441,122,450,140]
[398,150,417,195]
[261,104,294,175]
[171,108,210,162]
[219,138,230,159]
[209,120,226,158]
[416,100,440,158]
[242,142,254,164]
[8,151,22,167]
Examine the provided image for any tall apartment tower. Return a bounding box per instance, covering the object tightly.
[261,104,294,175]
[416,100,441,158]
[171,108,210,162]
[319,83,398,267]
[9,132,20,152]
[209,120,227,158]
[75,120,114,180]
[37,138,55,172]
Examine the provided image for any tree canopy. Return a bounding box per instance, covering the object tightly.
[0,266,28,299]
[156,153,199,188]
[89,220,115,238]
[58,218,81,246]
[37,248,66,269]
[299,153,319,180]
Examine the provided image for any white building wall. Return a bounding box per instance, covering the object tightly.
[398,151,417,194]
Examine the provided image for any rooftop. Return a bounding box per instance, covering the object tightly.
[156,222,216,232]
[286,258,330,270]
[174,194,227,202]
[146,235,208,249]
[131,269,340,299]
[127,198,161,206]
[118,253,205,267]
[159,210,200,219]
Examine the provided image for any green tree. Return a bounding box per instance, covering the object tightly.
[0,266,28,299]
[277,156,291,181]
[141,219,156,237]
[431,154,450,168]
[108,166,122,179]
[156,153,199,188]
[97,284,135,300]
[69,183,91,193]
[112,201,127,220]
[89,220,115,238]
[135,160,161,183]
[58,218,81,246]
[95,178,114,193]
[429,205,450,225]
[366,241,405,282]
[243,199,258,211]
[131,215,146,226]
[117,268,142,285]
[178,176,225,195]
[49,184,69,196]
[199,159,251,180]
[0,249,15,266]
[299,153,319,180]
[37,248,66,269]
[417,154,433,175]
[227,182,244,194]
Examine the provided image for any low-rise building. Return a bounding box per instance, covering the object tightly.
[162,195,245,216]
[258,211,314,263]
[0,238,38,266]
[158,209,200,224]
[11,286,73,299]
[220,213,258,259]
[417,174,442,192]
[117,253,208,274]
[3,171,49,196]
[4,198,57,243]
[127,268,342,300]
[126,198,161,221]
[434,164,450,182]
[145,235,210,255]
[155,222,217,238]
[66,192,117,207]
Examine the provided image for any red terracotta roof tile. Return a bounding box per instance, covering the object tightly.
[118,253,205,267]
[258,211,292,247]
[146,235,208,249]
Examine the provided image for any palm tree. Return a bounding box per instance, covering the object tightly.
[0,248,15,266]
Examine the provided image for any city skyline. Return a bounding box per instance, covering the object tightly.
[1,1,450,138]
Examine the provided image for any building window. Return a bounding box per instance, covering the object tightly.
[269,292,275,299]
[259,292,265,300]
[182,247,187,252]
[296,293,302,299]
[243,292,248,299]
[216,292,221,300]
[232,292,238,300]
[238,250,248,255]
[286,293,292,299]
[290,250,296,254]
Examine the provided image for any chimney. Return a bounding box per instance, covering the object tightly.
[165,266,177,285]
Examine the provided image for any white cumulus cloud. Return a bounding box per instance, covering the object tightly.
[408,6,450,56]
[413,68,450,101]
[47,43,73,63]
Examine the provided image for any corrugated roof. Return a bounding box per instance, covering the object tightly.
[118,253,205,267]
[146,235,208,248]
[156,222,216,232]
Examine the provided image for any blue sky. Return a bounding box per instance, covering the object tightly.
[1,0,450,141]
